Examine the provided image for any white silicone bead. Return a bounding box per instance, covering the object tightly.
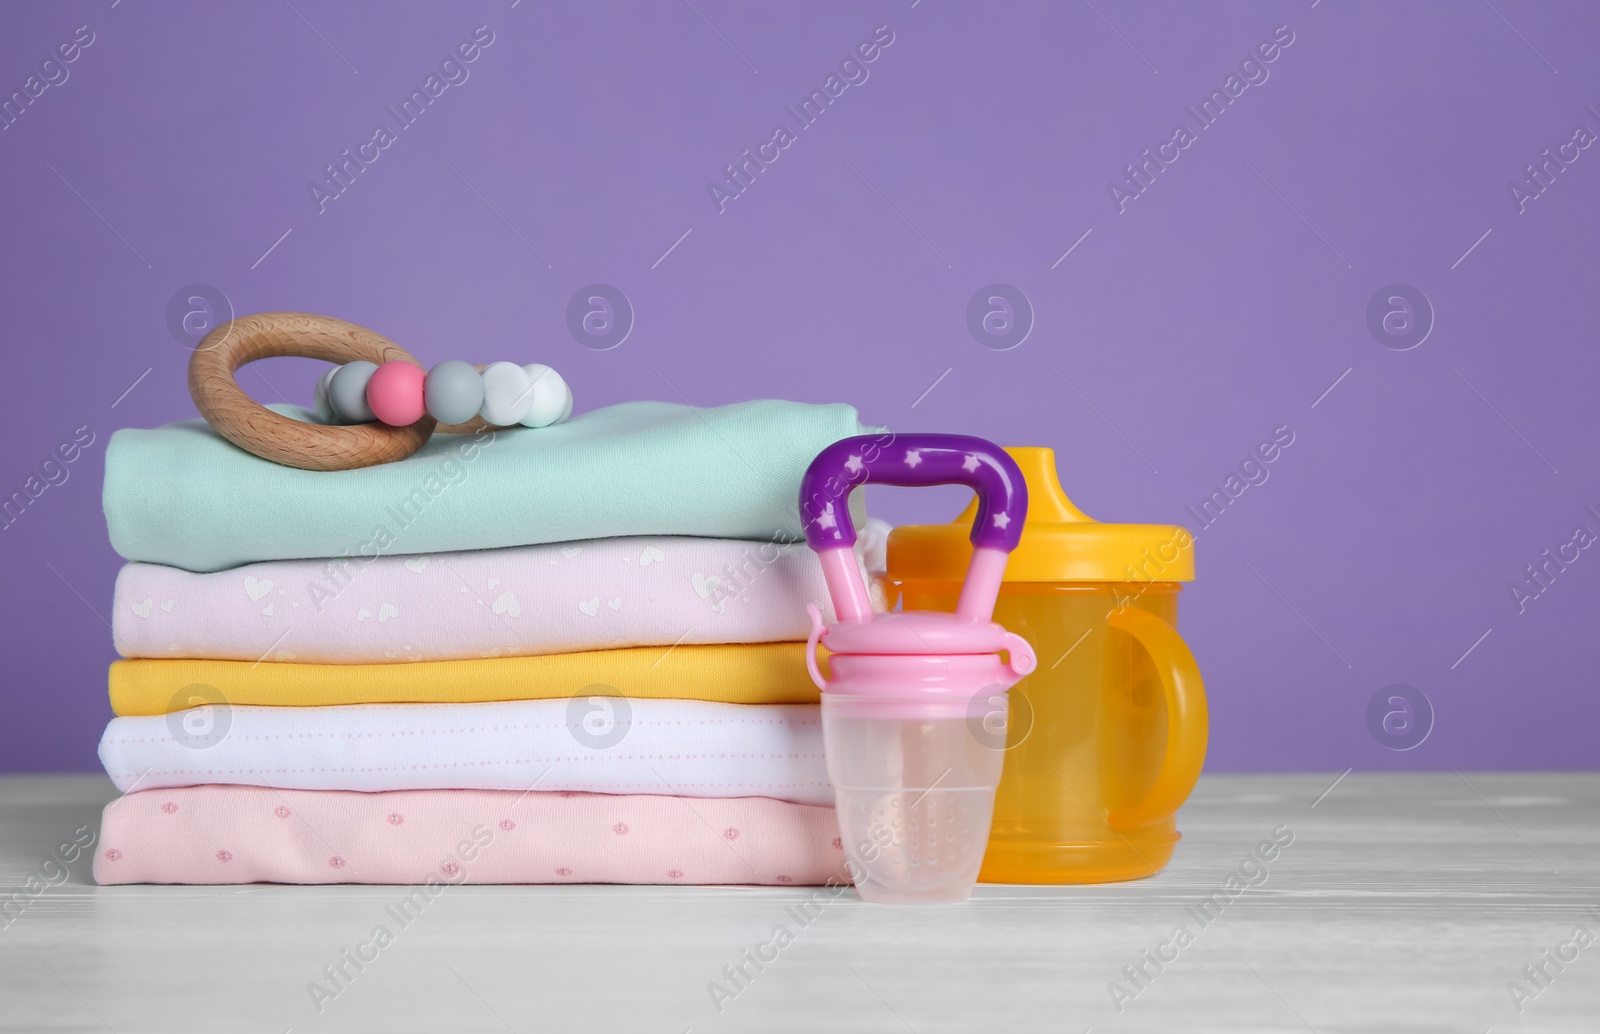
[312,366,339,423]
[518,364,573,428]
[478,361,534,426]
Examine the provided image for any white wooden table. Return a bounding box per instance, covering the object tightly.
[2,773,1595,1033]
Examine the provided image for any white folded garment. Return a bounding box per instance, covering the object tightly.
[99,698,830,805]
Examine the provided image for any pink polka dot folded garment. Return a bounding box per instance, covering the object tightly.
[97,698,831,805]
[95,786,849,886]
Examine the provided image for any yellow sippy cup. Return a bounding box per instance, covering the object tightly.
[885,447,1207,884]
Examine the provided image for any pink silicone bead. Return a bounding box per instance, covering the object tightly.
[366,361,428,426]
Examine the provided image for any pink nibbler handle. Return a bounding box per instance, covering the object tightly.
[956,546,1010,621]
[799,434,1028,623]
[818,547,873,624]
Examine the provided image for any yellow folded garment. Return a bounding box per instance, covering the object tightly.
[110,643,820,716]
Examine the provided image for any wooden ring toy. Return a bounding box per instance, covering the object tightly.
[189,311,486,472]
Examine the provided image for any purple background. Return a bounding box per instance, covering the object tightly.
[2,1,1596,773]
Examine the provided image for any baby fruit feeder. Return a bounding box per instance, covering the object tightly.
[800,434,1035,903]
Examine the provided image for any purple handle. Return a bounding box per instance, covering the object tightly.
[799,433,1028,552]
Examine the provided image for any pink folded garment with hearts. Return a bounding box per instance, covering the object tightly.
[112,534,883,664]
[95,785,849,886]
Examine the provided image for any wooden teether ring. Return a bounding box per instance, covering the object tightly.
[190,312,437,471]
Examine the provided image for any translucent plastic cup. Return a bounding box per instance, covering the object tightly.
[823,694,1008,903]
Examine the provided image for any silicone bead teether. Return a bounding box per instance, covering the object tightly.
[188,311,573,471]
[189,312,436,471]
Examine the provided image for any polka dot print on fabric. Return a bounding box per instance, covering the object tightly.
[94,786,850,887]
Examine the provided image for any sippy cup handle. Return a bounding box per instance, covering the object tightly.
[799,434,1028,623]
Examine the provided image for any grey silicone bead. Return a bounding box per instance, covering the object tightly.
[328,361,378,423]
[425,360,486,425]
[312,366,339,423]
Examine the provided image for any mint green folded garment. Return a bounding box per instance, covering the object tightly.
[105,400,871,572]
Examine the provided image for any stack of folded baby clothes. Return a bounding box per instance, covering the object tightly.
[94,399,878,886]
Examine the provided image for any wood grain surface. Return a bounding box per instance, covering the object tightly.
[2,772,1595,1032]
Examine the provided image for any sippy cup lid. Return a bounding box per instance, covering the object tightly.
[886,447,1195,584]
